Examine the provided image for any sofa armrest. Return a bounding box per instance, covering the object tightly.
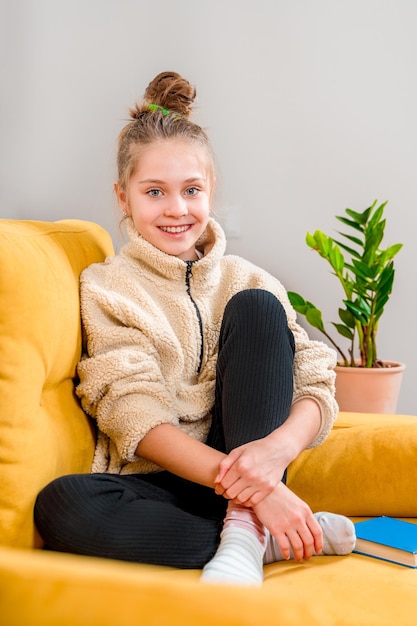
[288,411,417,517]
[0,219,114,548]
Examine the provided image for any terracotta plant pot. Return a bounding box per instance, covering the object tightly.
[334,361,406,414]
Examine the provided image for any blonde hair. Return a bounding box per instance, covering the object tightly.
[117,71,215,192]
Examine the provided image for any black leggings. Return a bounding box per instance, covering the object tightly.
[34,289,295,569]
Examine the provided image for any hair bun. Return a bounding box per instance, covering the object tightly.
[143,71,196,118]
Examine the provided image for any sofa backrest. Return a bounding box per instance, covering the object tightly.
[0,219,114,548]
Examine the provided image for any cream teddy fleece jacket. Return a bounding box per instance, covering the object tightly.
[76,218,338,475]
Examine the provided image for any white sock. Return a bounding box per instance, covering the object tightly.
[315,512,356,555]
[200,526,265,587]
[264,512,356,564]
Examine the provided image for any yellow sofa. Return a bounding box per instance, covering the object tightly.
[1,218,417,626]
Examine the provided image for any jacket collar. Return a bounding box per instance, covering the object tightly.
[120,218,226,282]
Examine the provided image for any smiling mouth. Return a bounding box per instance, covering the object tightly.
[159,225,191,233]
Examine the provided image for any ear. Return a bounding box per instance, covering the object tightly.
[114,181,130,216]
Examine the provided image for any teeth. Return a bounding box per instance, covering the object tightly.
[160,225,189,233]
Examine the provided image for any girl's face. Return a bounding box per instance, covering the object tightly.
[115,139,213,261]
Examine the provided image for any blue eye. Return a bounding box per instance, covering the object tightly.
[185,187,198,196]
[148,189,162,197]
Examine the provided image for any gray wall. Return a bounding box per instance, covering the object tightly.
[1,0,416,415]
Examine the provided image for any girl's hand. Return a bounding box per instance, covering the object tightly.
[214,399,323,507]
[214,436,289,506]
[254,482,323,561]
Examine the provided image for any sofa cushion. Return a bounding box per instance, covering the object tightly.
[0,219,114,548]
[1,538,417,626]
[288,411,417,516]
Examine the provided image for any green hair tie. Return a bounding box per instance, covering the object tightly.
[148,104,170,115]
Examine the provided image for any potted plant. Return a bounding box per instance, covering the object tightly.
[288,199,405,413]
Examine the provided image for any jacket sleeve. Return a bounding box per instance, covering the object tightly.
[76,270,179,464]
[288,320,338,447]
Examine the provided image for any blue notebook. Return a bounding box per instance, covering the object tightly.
[354,516,417,568]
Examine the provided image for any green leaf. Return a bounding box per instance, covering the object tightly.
[364,224,384,259]
[378,264,395,292]
[367,202,386,229]
[336,217,363,233]
[384,243,403,260]
[338,307,355,328]
[306,232,316,249]
[332,323,354,340]
[334,240,362,260]
[374,266,395,319]
[337,232,363,247]
[313,231,330,257]
[287,292,310,316]
[328,244,345,273]
[345,300,370,324]
[287,291,306,308]
[306,307,326,332]
[351,259,377,280]
[344,204,374,225]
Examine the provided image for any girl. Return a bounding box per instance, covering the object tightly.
[35,71,355,586]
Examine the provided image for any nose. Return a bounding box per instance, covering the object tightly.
[164,195,188,217]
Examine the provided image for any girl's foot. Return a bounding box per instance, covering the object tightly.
[264,512,356,564]
[201,526,265,586]
[200,503,266,586]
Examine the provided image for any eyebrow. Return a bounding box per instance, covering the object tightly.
[138,177,206,184]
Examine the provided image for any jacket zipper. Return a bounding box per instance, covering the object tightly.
[185,261,204,374]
